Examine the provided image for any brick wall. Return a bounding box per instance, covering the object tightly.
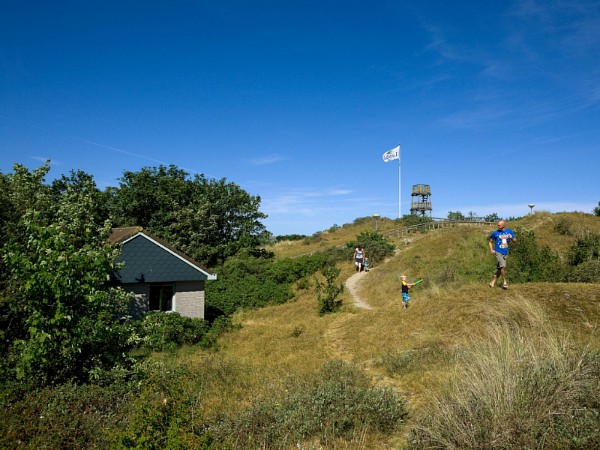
[174,280,205,319]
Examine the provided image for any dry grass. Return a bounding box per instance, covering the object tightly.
[183,212,600,448]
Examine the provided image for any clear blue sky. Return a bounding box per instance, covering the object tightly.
[2,1,599,236]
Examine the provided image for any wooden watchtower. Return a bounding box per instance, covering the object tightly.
[410,184,432,217]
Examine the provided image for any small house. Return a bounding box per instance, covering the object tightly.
[109,227,216,319]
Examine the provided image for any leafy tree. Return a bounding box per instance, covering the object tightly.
[108,165,267,266]
[447,211,465,221]
[594,202,600,217]
[484,212,500,222]
[2,170,134,386]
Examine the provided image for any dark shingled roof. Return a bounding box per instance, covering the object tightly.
[108,227,216,281]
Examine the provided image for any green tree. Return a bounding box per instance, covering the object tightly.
[484,212,500,222]
[594,202,600,216]
[2,171,134,386]
[108,165,267,266]
[447,211,465,221]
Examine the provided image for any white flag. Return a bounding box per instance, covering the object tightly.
[382,145,400,163]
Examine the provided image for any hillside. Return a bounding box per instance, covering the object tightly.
[190,212,600,448]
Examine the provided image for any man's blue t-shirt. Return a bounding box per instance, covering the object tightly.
[490,228,515,255]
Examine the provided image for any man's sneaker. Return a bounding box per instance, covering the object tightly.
[502,282,508,290]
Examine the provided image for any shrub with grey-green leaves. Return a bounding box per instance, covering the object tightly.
[213,360,408,447]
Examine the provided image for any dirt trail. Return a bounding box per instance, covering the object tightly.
[344,270,374,310]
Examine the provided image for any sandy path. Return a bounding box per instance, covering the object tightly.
[344,271,374,310]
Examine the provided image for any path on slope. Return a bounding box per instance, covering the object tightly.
[344,270,374,310]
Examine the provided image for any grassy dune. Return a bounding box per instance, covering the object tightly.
[186,213,600,448]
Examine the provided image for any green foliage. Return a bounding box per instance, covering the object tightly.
[274,233,307,242]
[447,211,465,220]
[401,214,432,227]
[316,266,344,315]
[594,202,600,216]
[0,380,136,449]
[347,231,395,264]
[118,364,214,449]
[108,164,267,267]
[571,260,600,283]
[133,312,211,352]
[567,233,600,266]
[484,212,500,222]
[207,252,331,316]
[213,360,408,447]
[1,169,135,386]
[510,228,567,282]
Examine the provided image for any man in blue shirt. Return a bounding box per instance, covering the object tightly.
[488,220,517,289]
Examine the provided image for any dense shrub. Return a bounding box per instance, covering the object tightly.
[118,365,214,449]
[134,312,210,352]
[0,380,136,449]
[567,232,600,266]
[213,360,408,447]
[347,231,395,264]
[315,266,344,315]
[571,260,600,283]
[274,233,306,242]
[510,228,567,282]
[206,252,332,316]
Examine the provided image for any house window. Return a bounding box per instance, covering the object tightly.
[149,285,174,312]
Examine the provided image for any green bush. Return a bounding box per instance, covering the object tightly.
[206,252,332,316]
[0,380,136,449]
[347,231,395,265]
[135,312,210,351]
[117,364,214,449]
[510,228,567,282]
[567,233,600,267]
[315,266,344,315]
[213,360,408,447]
[571,260,600,283]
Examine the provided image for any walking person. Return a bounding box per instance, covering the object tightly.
[353,245,366,272]
[488,219,517,289]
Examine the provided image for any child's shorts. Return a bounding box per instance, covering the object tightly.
[402,293,410,302]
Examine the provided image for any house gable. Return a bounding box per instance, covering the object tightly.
[113,233,216,284]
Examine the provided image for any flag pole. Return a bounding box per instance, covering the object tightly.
[398,145,401,218]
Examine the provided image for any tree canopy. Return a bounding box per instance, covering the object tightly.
[107,165,268,266]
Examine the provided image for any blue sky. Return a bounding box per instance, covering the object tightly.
[1,1,599,236]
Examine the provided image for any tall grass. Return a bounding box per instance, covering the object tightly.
[409,297,600,449]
